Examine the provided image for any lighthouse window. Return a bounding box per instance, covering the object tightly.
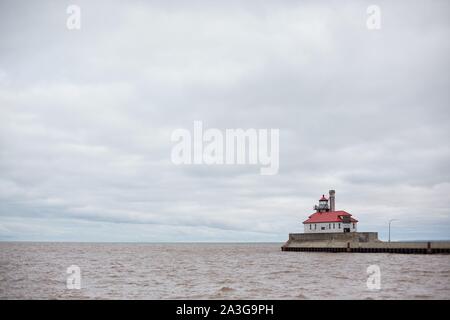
[353,223,355,228]
[329,224,331,229]
[314,224,317,230]
[333,223,335,229]
[338,223,341,229]
[309,224,312,230]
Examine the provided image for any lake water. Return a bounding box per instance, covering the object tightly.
[0,242,449,299]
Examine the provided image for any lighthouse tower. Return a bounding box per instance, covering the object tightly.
[314,195,330,212]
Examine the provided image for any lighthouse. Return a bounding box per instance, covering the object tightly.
[303,190,358,233]
[283,190,450,253]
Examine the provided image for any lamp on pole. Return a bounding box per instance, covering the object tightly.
[388,219,398,242]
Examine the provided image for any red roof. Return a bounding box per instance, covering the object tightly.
[319,194,328,201]
[303,211,358,224]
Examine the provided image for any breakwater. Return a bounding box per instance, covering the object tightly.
[281,232,450,254]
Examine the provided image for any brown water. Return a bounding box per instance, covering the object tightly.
[0,242,449,299]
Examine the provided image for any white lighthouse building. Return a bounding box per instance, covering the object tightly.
[303,190,358,233]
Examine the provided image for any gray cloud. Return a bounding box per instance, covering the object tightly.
[0,0,449,241]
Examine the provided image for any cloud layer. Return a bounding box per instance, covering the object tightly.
[0,0,449,241]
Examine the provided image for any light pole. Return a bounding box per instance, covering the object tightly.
[388,219,398,242]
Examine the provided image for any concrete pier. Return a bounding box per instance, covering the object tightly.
[281,232,450,254]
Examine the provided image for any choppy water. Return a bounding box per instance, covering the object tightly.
[0,242,449,299]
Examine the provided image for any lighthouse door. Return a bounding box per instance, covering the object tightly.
[343,228,350,233]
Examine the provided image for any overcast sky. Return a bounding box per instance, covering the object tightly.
[0,0,449,242]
